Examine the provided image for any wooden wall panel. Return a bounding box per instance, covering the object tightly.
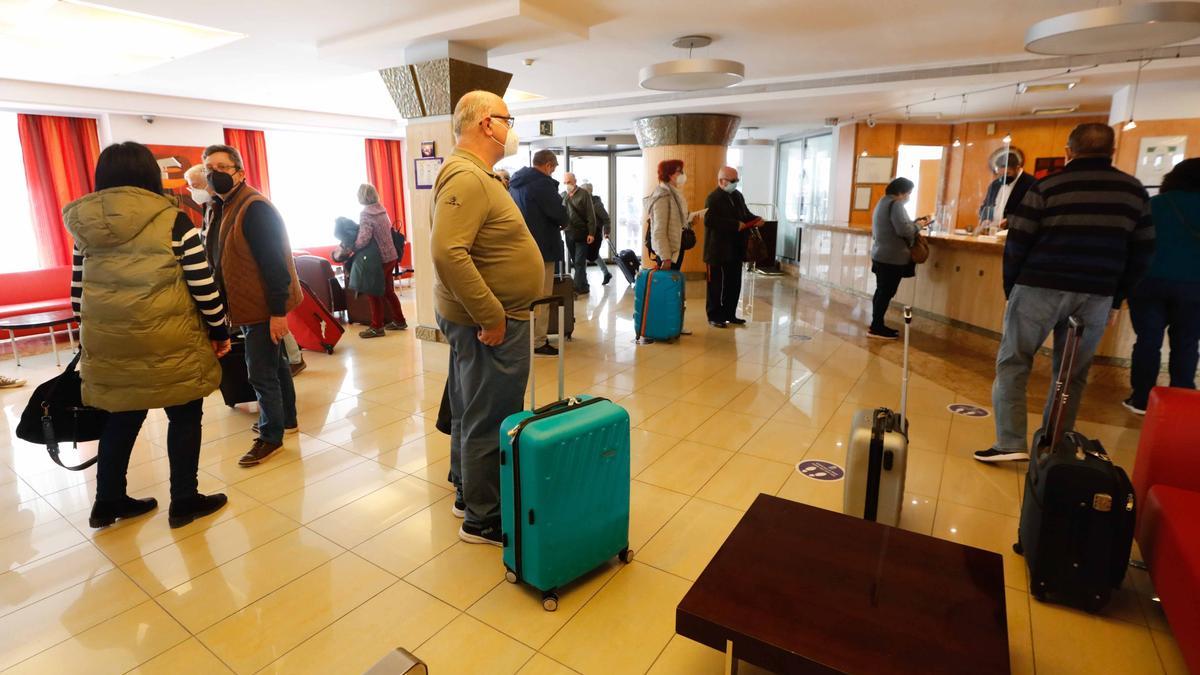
[850,123,899,227]
[405,117,455,332]
[642,144,727,274]
[1113,118,1200,174]
[834,124,857,223]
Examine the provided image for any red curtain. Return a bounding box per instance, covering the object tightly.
[17,114,101,268]
[223,128,271,198]
[365,138,410,268]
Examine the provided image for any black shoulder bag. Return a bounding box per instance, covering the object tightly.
[16,351,107,471]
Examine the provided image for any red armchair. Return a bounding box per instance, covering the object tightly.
[1133,386,1200,675]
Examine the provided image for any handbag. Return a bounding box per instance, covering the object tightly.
[16,351,107,471]
[680,225,697,251]
[745,228,768,263]
[909,230,930,264]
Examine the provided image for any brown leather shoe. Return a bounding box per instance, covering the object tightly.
[238,439,283,467]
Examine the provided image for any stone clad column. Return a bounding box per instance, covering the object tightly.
[633,114,740,276]
[378,53,511,341]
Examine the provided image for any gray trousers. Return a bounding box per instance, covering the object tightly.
[991,284,1111,451]
[437,314,531,528]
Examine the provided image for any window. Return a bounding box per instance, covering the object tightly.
[776,134,832,225]
[0,113,39,273]
[264,129,368,248]
[896,144,944,220]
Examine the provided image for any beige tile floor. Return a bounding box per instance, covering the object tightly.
[0,270,1183,674]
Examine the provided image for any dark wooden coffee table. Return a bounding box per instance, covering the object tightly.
[0,309,77,367]
[677,494,1010,675]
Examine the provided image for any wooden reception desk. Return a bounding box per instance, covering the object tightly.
[793,223,1136,362]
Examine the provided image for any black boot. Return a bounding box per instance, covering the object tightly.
[168,493,228,529]
[89,496,158,528]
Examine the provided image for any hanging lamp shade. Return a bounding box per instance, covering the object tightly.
[639,58,745,91]
[1025,2,1200,55]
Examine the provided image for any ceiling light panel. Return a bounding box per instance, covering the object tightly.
[0,1,244,77]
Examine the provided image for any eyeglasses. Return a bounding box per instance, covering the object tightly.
[205,163,238,173]
[490,115,516,128]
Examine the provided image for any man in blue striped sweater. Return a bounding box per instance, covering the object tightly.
[974,123,1155,463]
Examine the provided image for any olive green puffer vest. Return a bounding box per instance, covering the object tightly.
[63,187,221,413]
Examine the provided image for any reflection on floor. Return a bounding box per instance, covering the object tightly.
[0,269,1185,674]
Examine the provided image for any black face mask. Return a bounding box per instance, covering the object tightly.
[1002,172,1019,185]
[207,170,235,194]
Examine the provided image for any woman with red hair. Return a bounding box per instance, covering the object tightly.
[645,159,689,269]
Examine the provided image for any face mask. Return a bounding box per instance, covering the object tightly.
[207,170,235,195]
[189,187,211,205]
[674,173,687,187]
[490,124,520,159]
[721,181,738,193]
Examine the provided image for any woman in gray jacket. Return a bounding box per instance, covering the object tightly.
[646,159,688,269]
[869,177,928,339]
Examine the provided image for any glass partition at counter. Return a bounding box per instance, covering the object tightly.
[775,133,833,225]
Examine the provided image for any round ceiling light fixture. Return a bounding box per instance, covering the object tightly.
[639,35,745,91]
[1025,1,1200,55]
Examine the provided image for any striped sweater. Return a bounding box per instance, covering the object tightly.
[73,212,230,341]
[1004,157,1155,308]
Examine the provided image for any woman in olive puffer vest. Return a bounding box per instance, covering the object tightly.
[64,142,231,530]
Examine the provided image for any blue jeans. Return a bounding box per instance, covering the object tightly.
[437,314,531,528]
[1128,277,1200,408]
[991,285,1111,452]
[243,322,297,444]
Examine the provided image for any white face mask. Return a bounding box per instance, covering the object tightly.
[674,173,687,187]
[189,187,212,205]
[491,124,520,159]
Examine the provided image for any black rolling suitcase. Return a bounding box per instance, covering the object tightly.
[548,264,576,340]
[615,249,640,285]
[218,336,256,407]
[1015,316,1135,612]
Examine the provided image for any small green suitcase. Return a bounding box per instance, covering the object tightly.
[499,298,632,611]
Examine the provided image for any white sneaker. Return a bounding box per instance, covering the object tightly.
[0,375,26,389]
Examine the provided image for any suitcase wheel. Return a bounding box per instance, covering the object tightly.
[323,344,334,355]
[619,547,634,564]
[542,591,559,612]
[504,569,518,584]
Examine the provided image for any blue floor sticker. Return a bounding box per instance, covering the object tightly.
[797,460,844,481]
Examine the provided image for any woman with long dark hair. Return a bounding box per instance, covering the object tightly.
[1124,158,1200,414]
[65,141,230,529]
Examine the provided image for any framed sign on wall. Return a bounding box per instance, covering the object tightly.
[856,156,894,184]
[414,157,444,190]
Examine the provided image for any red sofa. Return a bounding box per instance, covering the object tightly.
[0,266,73,338]
[1133,386,1200,674]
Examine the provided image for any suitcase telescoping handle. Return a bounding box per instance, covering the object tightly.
[899,306,912,424]
[1043,316,1083,459]
[528,296,566,409]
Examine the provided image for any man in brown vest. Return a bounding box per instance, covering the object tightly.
[202,144,303,468]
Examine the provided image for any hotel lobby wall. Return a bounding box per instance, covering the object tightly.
[1112,118,1200,177]
[404,117,455,338]
[796,224,1136,360]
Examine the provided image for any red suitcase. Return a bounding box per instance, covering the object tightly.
[287,281,345,354]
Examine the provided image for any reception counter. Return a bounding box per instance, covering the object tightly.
[793,223,1136,362]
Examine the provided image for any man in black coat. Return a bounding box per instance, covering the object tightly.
[509,149,568,355]
[703,167,762,327]
[978,152,1036,231]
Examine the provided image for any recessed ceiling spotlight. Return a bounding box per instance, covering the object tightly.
[638,35,745,91]
[523,58,535,67]
[1025,2,1200,55]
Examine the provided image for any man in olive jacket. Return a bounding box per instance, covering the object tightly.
[703,166,762,327]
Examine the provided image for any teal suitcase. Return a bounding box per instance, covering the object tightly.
[499,298,633,611]
[633,268,684,343]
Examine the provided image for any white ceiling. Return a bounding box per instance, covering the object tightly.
[2,0,1199,137]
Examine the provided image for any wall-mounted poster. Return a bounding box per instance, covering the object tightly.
[855,156,893,184]
[420,140,436,158]
[146,144,205,227]
[1135,135,1187,188]
[1033,157,1065,180]
[414,156,445,189]
[853,186,873,211]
